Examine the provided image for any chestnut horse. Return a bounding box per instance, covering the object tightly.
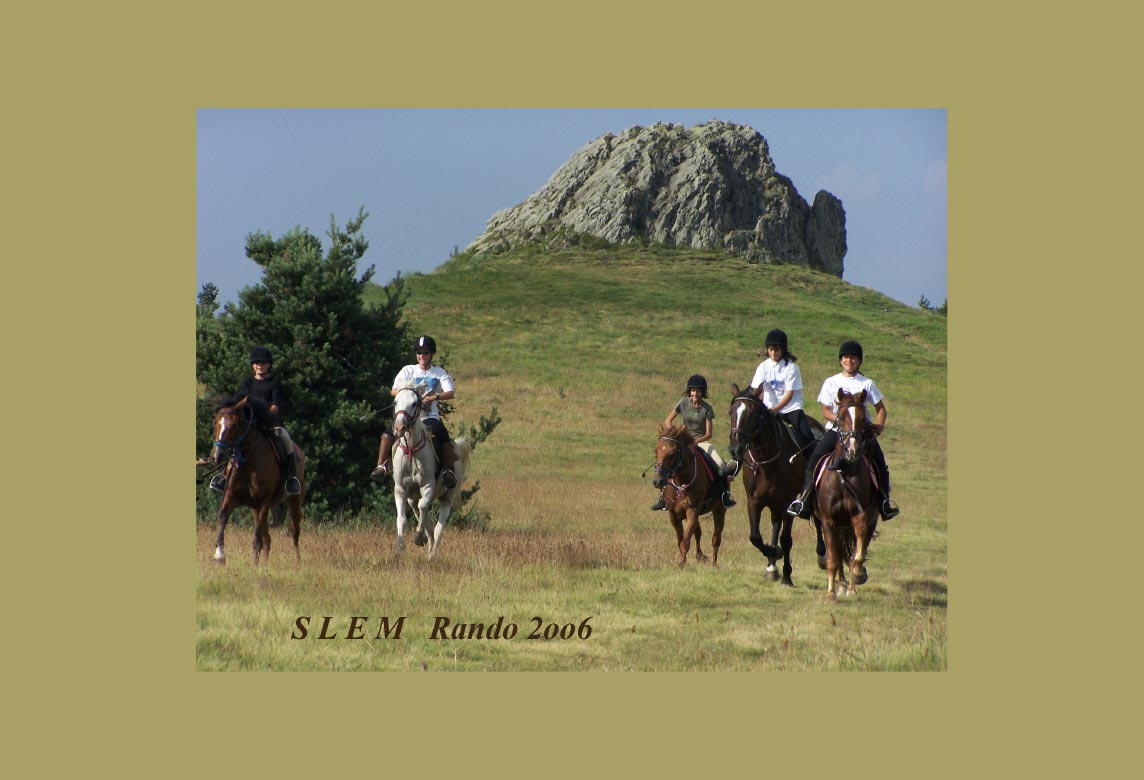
[650,423,726,567]
[728,384,826,586]
[206,396,304,565]
[815,389,879,598]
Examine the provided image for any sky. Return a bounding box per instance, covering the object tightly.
[197,109,946,307]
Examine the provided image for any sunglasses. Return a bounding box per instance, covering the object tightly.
[416,351,432,356]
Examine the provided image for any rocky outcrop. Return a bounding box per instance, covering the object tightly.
[466,120,846,276]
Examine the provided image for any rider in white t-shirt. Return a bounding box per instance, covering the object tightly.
[370,335,458,488]
[747,328,815,457]
[786,340,900,521]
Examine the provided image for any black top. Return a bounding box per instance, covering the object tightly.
[238,376,286,425]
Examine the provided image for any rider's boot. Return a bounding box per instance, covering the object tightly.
[722,460,741,478]
[370,433,394,481]
[650,496,666,511]
[786,468,816,518]
[284,452,301,496]
[721,477,737,508]
[876,463,899,520]
[441,441,457,488]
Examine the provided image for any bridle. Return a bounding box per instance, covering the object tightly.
[652,436,697,493]
[729,395,784,467]
[393,388,430,458]
[834,401,868,466]
[212,405,256,470]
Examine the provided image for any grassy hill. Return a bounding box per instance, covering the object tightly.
[197,243,947,671]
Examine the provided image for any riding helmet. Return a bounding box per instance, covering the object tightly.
[686,374,708,394]
[764,328,788,350]
[415,335,437,353]
[250,345,273,364]
[838,340,864,361]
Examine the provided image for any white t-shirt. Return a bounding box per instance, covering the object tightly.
[817,372,883,427]
[749,359,804,411]
[393,364,454,420]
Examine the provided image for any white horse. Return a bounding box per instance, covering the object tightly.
[390,384,471,560]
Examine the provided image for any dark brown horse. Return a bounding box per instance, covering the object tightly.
[727,384,826,586]
[650,423,726,567]
[815,389,878,598]
[206,396,304,565]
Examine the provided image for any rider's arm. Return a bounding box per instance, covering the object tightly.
[870,400,887,435]
[820,403,837,424]
[772,390,793,413]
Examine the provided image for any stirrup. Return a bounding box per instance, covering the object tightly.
[209,474,227,493]
[285,477,301,496]
[442,469,457,488]
[370,463,390,481]
[650,498,666,511]
[787,496,813,518]
[880,498,900,520]
[721,492,737,508]
[722,461,741,477]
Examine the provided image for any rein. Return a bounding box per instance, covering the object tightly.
[213,406,258,466]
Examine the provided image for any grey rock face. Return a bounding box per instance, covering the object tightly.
[466,120,846,276]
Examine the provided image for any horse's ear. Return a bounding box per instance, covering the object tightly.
[855,389,867,404]
[731,383,741,397]
[837,388,849,403]
[234,394,249,409]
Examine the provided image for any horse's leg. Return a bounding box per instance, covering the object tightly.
[692,514,707,563]
[850,512,872,590]
[428,499,451,561]
[269,503,286,528]
[814,516,827,570]
[668,511,685,566]
[393,485,408,557]
[414,487,434,548]
[710,507,725,567]
[776,510,795,587]
[252,506,270,566]
[287,495,302,562]
[823,524,841,599]
[746,495,775,561]
[680,508,701,567]
[213,499,232,564]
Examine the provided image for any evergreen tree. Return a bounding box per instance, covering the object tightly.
[196,209,409,518]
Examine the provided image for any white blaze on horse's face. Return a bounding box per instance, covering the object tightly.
[212,415,229,463]
[393,388,419,436]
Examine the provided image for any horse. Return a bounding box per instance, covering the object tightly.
[815,389,879,598]
[650,422,726,568]
[389,384,471,560]
[205,395,304,565]
[727,384,826,586]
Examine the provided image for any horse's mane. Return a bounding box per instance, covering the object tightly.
[658,422,696,445]
[214,394,275,429]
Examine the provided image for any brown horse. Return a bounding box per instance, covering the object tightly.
[206,396,304,565]
[650,423,726,567]
[815,389,878,598]
[728,384,826,587]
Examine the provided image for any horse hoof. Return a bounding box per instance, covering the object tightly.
[853,567,869,585]
[818,555,828,570]
[781,577,794,588]
[765,565,780,582]
[414,530,428,547]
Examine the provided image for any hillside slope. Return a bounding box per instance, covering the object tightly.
[365,244,946,532]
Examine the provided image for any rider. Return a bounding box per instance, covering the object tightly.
[650,374,738,511]
[371,335,458,488]
[209,345,302,496]
[786,340,899,521]
[747,328,815,456]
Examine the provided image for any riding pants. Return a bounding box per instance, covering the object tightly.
[780,409,815,452]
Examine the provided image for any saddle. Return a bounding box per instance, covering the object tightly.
[813,451,881,493]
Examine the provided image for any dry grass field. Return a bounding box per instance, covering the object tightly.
[197,247,947,671]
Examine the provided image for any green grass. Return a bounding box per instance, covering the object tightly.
[197,243,947,671]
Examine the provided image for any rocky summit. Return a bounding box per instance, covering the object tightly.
[465,120,846,276]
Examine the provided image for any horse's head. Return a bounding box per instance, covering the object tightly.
[727,384,777,462]
[652,423,690,489]
[835,389,869,465]
[211,396,251,466]
[392,385,422,436]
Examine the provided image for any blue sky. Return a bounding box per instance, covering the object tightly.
[197,109,946,307]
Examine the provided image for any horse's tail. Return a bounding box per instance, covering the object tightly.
[450,437,472,511]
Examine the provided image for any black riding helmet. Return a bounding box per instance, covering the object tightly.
[838,340,864,361]
[765,328,788,350]
[686,374,708,397]
[414,335,437,353]
[250,345,273,364]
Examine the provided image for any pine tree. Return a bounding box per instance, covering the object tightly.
[196,209,409,518]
